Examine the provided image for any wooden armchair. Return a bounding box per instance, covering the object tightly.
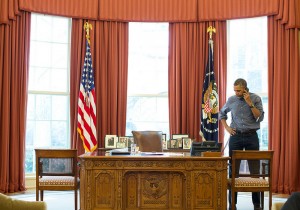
[228,150,274,210]
[35,149,79,210]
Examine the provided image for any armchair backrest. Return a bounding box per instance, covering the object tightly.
[132,131,163,152]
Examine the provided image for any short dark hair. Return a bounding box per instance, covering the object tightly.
[234,78,247,88]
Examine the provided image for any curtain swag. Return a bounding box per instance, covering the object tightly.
[0,0,298,28]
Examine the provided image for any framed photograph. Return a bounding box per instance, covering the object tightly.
[183,138,192,149]
[177,138,183,148]
[161,133,168,149]
[119,136,129,147]
[162,139,167,150]
[105,135,118,148]
[126,136,134,147]
[172,134,189,140]
[169,139,178,149]
[116,142,126,148]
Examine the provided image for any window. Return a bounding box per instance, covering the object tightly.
[25,14,71,174]
[126,23,169,138]
[226,16,268,152]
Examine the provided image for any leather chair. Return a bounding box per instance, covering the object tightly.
[35,149,79,210]
[228,150,274,210]
[132,131,163,152]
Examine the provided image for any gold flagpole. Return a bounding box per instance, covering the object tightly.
[84,22,92,44]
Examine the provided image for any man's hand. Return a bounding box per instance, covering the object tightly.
[226,126,236,136]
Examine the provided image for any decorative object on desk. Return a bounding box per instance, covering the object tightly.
[182,137,192,149]
[172,134,189,139]
[119,136,129,147]
[171,134,188,149]
[177,138,183,148]
[105,135,118,148]
[161,133,168,149]
[169,139,178,148]
[161,133,167,141]
[116,142,126,148]
[162,139,167,150]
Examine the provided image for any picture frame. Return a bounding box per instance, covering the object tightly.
[172,134,189,139]
[119,136,129,147]
[105,135,118,148]
[177,138,183,148]
[161,133,167,141]
[126,136,134,147]
[182,137,192,149]
[169,139,178,149]
[172,134,188,149]
[116,142,126,148]
[161,133,168,150]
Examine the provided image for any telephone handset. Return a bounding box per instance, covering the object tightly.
[243,87,249,98]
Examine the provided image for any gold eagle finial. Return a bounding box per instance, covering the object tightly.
[207,26,216,40]
[84,22,92,44]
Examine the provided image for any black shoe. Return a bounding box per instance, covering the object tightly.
[254,204,262,210]
[229,205,237,210]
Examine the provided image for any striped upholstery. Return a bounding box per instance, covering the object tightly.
[228,177,269,187]
[39,176,75,186]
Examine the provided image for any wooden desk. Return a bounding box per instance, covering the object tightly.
[79,151,229,210]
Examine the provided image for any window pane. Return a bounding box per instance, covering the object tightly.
[227,16,268,153]
[26,13,71,174]
[126,23,169,137]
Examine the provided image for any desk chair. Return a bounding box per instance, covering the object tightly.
[132,131,163,152]
[228,150,274,210]
[35,149,79,210]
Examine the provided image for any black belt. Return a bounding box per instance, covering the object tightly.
[235,129,257,135]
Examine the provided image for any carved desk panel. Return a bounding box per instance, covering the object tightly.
[79,151,229,210]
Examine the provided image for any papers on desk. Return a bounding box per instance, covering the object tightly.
[141,152,164,155]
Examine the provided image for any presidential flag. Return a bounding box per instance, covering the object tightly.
[200,39,219,142]
[77,39,97,152]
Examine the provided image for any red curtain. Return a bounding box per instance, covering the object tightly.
[70,20,128,155]
[168,21,227,142]
[0,12,30,193]
[268,16,300,194]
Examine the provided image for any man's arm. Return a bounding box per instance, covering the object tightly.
[243,91,262,120]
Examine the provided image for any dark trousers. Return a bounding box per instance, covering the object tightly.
[228,132,260,207]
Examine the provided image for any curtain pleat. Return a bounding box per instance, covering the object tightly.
[19,0,99,20]
[168,21,227,142]
[198,0,278,21]
[275,0,300,28]
[0,12,30,193]
[268,16,300,194]
[70,20,128,155]
[98,0,198,22]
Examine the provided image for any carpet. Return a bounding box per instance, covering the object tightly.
[9,190,287,210]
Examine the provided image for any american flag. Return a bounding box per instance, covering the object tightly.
[77,40,97,152]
